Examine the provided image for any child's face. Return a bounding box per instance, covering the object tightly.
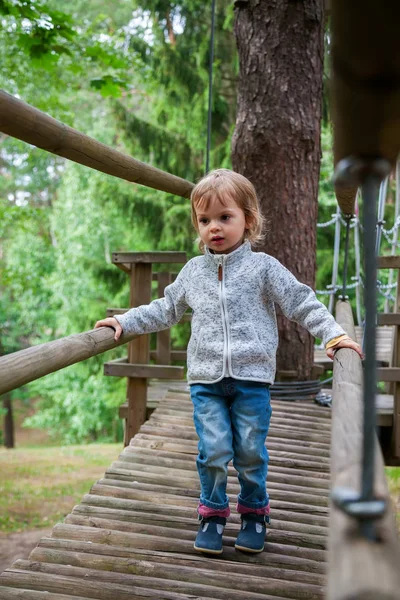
[195,195,249,254]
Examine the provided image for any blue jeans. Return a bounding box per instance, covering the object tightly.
[190,378,272,512]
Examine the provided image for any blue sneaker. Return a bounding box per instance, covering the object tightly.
[194,515,226,555]
[235,513,269,553]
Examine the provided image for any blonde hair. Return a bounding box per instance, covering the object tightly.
[190,169,265,252]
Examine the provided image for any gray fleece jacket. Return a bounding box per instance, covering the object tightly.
[115,241,345,384]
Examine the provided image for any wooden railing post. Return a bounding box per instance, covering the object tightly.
[105,251,186,445]
[125,262,152,444]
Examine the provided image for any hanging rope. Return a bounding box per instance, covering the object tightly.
[205,0,217,174]
[328,205,342,313]
[354,193,363,326]
[375,176,389,254]
[339,214,353,300]
[385,163,400,311]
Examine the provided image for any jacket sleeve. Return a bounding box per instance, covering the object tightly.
[263,255,347,346]
[114,262,190,335]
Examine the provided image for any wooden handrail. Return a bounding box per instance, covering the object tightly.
[0,327,137,396]
[328,300,400,599]
[0,90,194,198]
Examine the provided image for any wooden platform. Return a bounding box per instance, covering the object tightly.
[0,385,331,599]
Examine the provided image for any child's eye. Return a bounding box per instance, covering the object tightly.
[221,215,231,221]
[199,218,208,224]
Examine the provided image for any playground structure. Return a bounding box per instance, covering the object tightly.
[1,1,400,597]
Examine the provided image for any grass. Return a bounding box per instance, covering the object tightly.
[0,443,120,534]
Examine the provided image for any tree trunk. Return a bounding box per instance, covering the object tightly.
[232,0,325,380]
[3,393,15,448]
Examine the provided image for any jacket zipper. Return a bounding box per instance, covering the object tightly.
[218,257,231,376]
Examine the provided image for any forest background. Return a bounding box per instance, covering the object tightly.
[0,0,398,447]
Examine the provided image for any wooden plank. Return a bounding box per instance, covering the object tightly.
[28,547,325,599]
[104,362,184,380]
[2,559,316,600]
[91,482,329,515]
[131,434,332,462]
[378,313,400,326]
[50,523,327,567]
[328,300,400,600]
[112,252,187,265]
[71,504,328,537]
[35,538,325,585]
[376,367,400,382]
[103,465,329,501]
[0,90,193,199]
[79,493,329,528]
[64,513,327,552]
[377,256,400,270]
[0,589,94,600]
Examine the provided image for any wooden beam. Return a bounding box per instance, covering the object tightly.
[328,299,400,600]
[104,361,184,380]
[0,327,137,396]
[0,90,193,199]
[125,262,152,444]
[112,252,187,265]
[377,256,400,270]
[377,367,400,382]
[112,262,131,274]
[149,350,187,362]
[378,313,400,326]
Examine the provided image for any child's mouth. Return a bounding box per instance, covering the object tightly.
[212,237,224,243]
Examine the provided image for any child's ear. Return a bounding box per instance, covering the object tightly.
[245,214,254,230]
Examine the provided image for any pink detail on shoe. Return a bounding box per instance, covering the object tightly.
[198,503,231,518]
[236,503,270,516]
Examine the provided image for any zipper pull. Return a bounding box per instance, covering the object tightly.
[218,264,222,281]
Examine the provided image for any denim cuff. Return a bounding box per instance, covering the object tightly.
[199,495,230,511]
[237,494,269,510]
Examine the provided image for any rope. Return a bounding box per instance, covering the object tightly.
[205,0,217,174]
[328,206,342,313]
[339,215,353,299]
[375,176,389,255]
[354,193,363,325]
[385,164,400,311]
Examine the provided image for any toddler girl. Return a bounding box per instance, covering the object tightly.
[95,169,362,555]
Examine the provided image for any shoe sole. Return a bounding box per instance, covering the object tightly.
[234,543,265,553]
[194,543,223,555]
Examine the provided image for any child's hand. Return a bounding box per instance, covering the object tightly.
[326,336,364,360]
[94,317,123,341]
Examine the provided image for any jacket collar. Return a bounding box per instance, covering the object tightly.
[204,240,252,268]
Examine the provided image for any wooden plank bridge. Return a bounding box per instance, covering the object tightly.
[2,3,400,593]
[0,383,331,600]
